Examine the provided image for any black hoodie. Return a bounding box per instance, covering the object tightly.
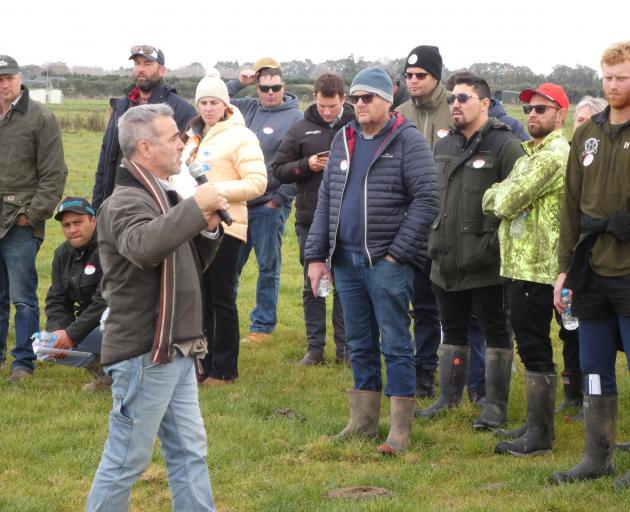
[272,102,355,225]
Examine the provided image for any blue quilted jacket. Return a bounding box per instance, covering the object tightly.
[305,112,439,269]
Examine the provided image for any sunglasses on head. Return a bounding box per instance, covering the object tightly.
[405,72,430,80]
[522,104,559,115]
[349,93,376,105]
[258,84,283,93]
[446,93,481,105]
[130,45,159,59]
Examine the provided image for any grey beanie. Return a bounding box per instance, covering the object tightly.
[195,68,229,105]
[349,67,393,103]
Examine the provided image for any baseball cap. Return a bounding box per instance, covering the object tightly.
[55,197,96,221]
[0,55,20,75]
[129,45,165,65]
[252,57,281,74]
[519,83,569,110]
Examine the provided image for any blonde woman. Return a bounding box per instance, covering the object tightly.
[183,69,266,385]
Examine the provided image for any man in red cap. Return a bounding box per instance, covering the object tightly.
[483,82,570,456]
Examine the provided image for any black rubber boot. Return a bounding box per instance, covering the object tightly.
[417,344,469,418]
[495,423,528,439]
[551,394,617,483]
[333,389,381,440]
[473,347,513,430]
[556,371,583,413]
[416,368,436,399]
[495,371,556,456]
[616,441,630,451]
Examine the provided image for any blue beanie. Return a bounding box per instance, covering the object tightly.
[349,67,393,103]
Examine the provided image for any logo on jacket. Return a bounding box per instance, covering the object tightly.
[381,153,394,159]
[84,264,96,275]
[584,138,599,154]
[305,130,321,135]
[263,127,274,135]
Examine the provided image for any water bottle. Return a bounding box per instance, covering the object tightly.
[31,331,58,361]
[510,209,530,239]
[561,288,579,330]
[317,274,334,297]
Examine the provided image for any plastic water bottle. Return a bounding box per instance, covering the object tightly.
[561,289,579,330]
[317,274,334,297]
[510,209,530,239]
[31,331,58,361]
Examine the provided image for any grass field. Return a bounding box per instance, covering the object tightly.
[1,100,629,511]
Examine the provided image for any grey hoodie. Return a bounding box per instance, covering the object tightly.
[228,80,303,206]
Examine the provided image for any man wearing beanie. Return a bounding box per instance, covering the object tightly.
[305,67,439,455]
[396,45,452,401]
[225,58,303,344]
[92,45,196,209]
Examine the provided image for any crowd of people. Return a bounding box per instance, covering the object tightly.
[0,38,628,510]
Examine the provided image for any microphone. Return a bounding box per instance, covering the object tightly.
[189,162,233,226]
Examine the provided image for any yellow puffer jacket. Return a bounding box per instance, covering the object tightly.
[182,106,267,242]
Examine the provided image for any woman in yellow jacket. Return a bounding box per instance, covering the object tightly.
[183,69,267,385]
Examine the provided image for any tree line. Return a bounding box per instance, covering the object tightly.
[24,56,602,103]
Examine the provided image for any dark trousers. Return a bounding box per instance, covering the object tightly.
[506,280,555,373]
[201,235,242,380]
[296,223,346,357]
[432,283,511,349]
[556,310,580,373]
[411,262,440,372]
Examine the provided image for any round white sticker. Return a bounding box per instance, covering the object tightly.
[472,159,486,169]
[437,128,449,138]
[583,153,594,167]
[407,54,418,65]
[340,160,348,171]
[84,264,96,275]
[263,126,274,135]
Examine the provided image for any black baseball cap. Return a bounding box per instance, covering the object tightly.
[0,55,19,75]
[55,197,96,221]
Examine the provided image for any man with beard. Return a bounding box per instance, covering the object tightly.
[552,41,630,489]
[91,45,196,209]
[419,74,523,432]
[483,83,570,456]
[273,73,354,365]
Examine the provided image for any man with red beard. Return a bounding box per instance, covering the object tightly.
[552,41,630,489]
[92,45,196,209]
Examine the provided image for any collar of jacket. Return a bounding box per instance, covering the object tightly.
[412,82,447,110]
[591,105,630,130]
[345,112,406,158]
[448,116,510,140]
[68,230,99,260]
[522,128,567,156]
[12,85,30,114]
[304,102,355,128]
[121,81,175,104]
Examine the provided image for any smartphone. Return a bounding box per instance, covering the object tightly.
[316,151,330,158]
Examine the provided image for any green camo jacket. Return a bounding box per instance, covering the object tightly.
[483,130,570,286]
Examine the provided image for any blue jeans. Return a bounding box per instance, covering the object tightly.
[333,249,415,397]
[579,316,630,395]
[87,352,215,512]
[237,203,290,334]
[0,225,41,371]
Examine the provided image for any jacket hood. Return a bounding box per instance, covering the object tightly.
[489,99,507,117]
[449,116,511,137]
[304,102,355,127]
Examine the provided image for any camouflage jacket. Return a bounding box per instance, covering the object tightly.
[482,129,570,286]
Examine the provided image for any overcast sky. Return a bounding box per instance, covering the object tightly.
[5,1,627,76]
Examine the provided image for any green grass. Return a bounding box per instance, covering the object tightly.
[1,99,630,511]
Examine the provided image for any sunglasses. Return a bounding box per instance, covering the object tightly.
[258,84,283,93]
[349,93,376,105]
[405,72,430,80]
[522,104,559,115]
[446,93,481,105]
[130,45,159,59]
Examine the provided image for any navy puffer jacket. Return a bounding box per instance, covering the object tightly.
[305,112,439,269]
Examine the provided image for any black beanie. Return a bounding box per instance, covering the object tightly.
[405,45,443,81]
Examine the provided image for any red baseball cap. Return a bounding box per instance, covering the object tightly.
[519,83,569,110]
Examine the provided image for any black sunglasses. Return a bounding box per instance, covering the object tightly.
[405,72,430,80]
[258,84,283,93]
[523,104,559,115]
[349,93,376,105]
[446,93,481,105]
[130,45,159,59]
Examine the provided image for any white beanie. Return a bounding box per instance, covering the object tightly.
[195,68,229,105]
